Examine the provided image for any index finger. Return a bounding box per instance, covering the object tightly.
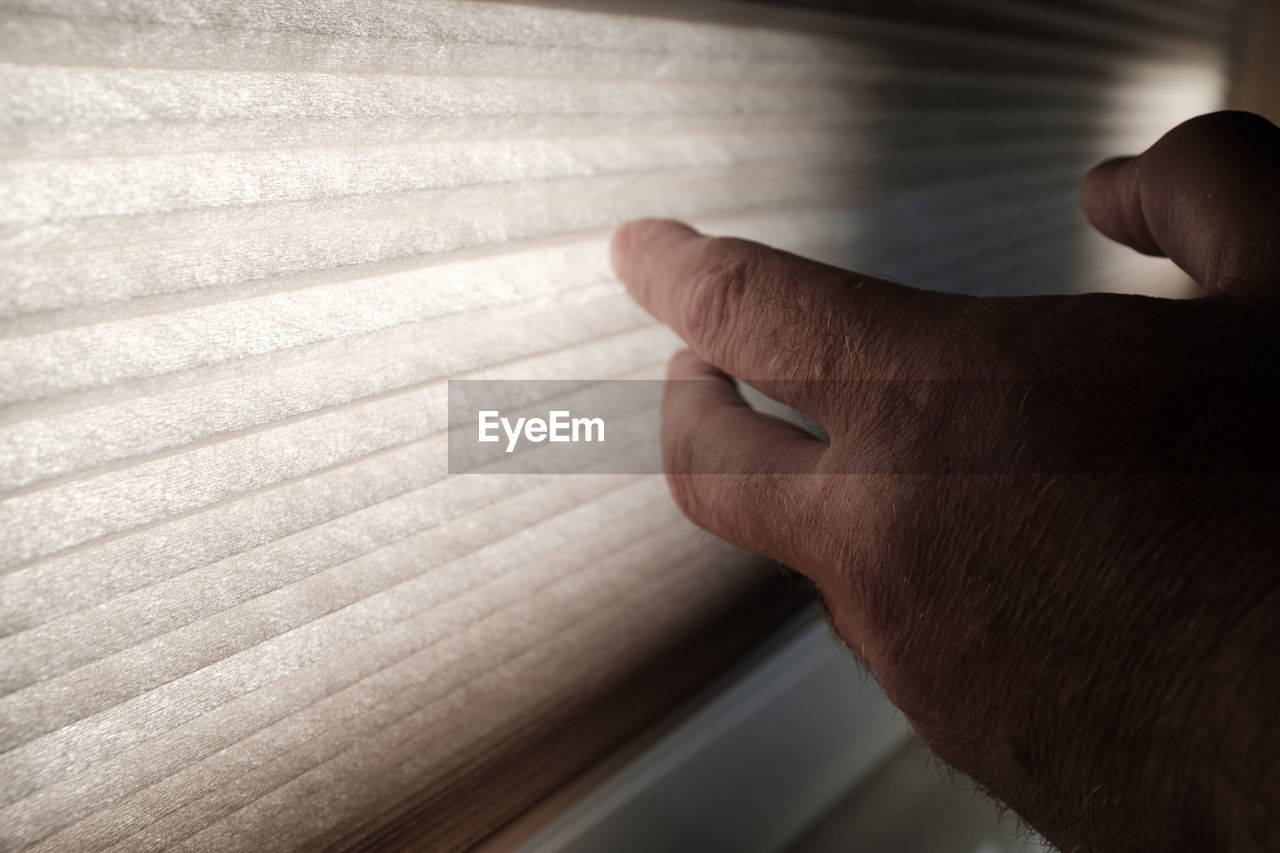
[611,219,949,416]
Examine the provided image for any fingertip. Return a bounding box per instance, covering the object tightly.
[610,222,635,283]
[1081,154,1132,195]
[630,218,701,239]
[1079,156,1133,220]
[1079,154,1165,257]
[1086,154,1135,173]
[611,219,701,284]
[667,348,727,382]
[666,348,699,380]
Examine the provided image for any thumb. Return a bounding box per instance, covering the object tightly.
[1081,111,1280,302]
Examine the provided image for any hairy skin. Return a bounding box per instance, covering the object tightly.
[612,112,1279,852]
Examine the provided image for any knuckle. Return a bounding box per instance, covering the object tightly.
[940,294,1027,380]
[815,276,904,382]
[682,242,754,358]
[813,329,855,383]
[786,312,850,383]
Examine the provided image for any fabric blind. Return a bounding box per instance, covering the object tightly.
[0,0,1242,850]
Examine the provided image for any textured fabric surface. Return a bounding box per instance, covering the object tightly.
[0,0,1241,850]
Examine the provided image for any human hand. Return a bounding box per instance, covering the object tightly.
[612,111,1279,852]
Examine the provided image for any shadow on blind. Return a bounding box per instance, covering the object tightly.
[0,0,1244,850]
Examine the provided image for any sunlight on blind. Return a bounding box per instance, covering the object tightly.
[0,0,1238,849]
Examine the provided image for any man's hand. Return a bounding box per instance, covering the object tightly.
[612,111,1279,852]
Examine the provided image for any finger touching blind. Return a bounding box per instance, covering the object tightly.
[0,0,1241,851]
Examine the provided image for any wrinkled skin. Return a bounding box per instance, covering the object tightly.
[612,111,1279,852]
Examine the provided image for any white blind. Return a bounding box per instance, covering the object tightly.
[0,0,1239,850]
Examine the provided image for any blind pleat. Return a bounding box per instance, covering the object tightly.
[0,0,1242,850]
[5,478,665,785]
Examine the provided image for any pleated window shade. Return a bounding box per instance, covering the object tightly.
[0,0,1242,850]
